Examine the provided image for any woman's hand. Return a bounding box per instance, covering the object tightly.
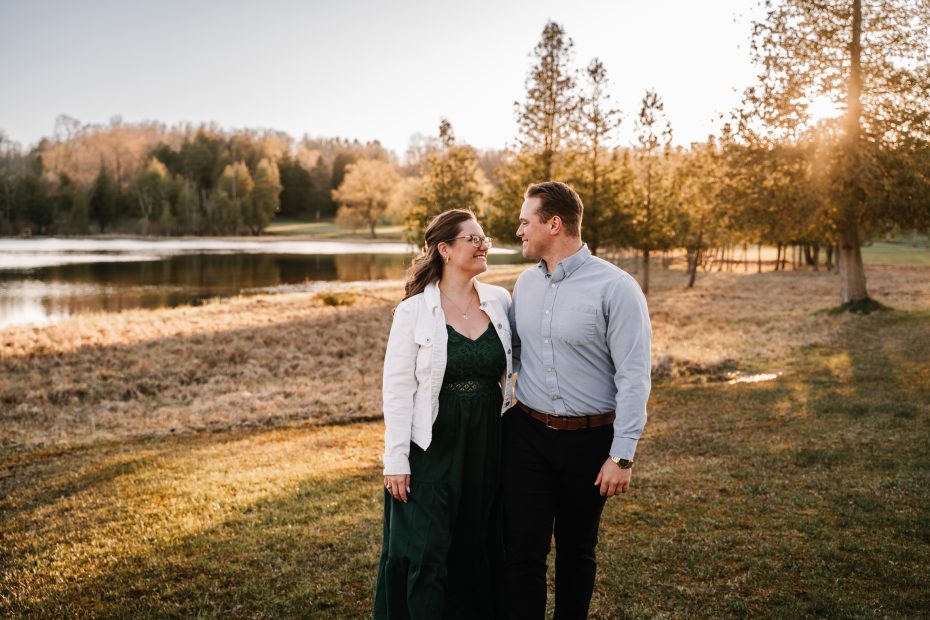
[384,474,410,503]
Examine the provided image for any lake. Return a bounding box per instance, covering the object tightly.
[0,238,526,329]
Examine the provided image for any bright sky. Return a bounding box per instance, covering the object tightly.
[0,0,760,158]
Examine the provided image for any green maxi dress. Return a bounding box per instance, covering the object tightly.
[374,322,506,619]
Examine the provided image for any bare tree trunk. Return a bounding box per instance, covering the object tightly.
[838,222,868,303]
[836,0,869,303]
[757,242,763,273]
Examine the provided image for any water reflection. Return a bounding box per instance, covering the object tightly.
[0,243,525,329]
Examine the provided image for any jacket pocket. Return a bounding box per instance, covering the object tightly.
[414,328,434,372]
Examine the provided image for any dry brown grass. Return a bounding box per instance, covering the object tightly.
[3,263,929,450]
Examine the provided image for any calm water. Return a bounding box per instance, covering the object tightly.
[0,239,524,329]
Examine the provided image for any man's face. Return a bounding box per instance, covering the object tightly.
[517,196,549,259]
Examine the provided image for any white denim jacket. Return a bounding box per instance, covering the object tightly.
[382,280,514,475]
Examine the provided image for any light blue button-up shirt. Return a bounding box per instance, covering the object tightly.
[509,244,652,460]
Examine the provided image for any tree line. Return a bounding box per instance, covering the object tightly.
[2,1,929,305]
[0,120,392,236]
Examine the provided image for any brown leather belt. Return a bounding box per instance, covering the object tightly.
[516,402,615,431]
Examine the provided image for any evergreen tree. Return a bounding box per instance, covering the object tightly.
[515,20,578,181]
[406,120,483,242]
[632,89,676,295]
[277,155,314,218]
[567,58,631,255]
[89,165,118,232]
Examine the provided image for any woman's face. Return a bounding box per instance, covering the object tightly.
[442,218,490,277]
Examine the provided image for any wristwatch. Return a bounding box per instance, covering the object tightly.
[610,457,633,469]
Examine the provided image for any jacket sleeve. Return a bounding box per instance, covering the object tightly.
[382,300,419,475]
[508,278,521,375]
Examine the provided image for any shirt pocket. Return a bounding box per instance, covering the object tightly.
[553,305,598,345]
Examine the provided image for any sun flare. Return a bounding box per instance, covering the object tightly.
[807,95,844,122]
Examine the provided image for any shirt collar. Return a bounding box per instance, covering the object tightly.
[536,243,591,283]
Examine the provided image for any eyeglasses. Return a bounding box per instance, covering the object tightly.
[446,235,493,248]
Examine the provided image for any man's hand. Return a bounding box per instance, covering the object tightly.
[384,474,410,503]
[594,459,631,497]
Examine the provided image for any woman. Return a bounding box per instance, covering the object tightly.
[374,209,514,619]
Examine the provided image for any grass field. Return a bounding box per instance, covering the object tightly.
[1,259,929,618]
[265,219,406,241]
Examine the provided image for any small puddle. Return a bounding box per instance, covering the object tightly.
[726,371,782,385]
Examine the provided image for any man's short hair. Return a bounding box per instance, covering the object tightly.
[525,182,583,237]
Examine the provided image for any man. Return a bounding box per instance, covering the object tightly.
[504,181,652,619]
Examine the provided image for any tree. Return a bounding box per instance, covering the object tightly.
[277,155,314,218]
[0,132,26,233]
[406,120,483,242]
[745,0,930,305]
[175,179,200,234]
[332,159,400,238]
[247,158,282,234]
[213,162,252,234]
[129,158,172,234]
[515,20,578,180]
[16,173,53,233]
[567,58,632,255]
[89,165,118,232]
[632,89,675,295]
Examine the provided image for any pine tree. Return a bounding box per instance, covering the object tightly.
[515,20,578,180]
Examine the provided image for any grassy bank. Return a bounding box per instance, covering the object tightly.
[2,264,929,617]
[265,219,406,241]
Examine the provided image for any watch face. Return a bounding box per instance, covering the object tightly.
[617,459,633,469]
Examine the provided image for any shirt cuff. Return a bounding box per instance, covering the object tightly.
[382,454,411,476]
[609,436,639,461]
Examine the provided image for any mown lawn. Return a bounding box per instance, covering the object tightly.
[1,263,929,618]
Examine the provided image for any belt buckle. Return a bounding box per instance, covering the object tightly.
[544,413,557,430]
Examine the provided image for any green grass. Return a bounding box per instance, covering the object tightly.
[862,234,930,266]
[2,268,929,618]
[265,218,406,241]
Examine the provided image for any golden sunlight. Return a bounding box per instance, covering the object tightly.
[807,94,844,122]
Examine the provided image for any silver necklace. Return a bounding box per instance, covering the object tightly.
[440,288,476,320]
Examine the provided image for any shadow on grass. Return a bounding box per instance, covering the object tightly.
[1,430,384,619]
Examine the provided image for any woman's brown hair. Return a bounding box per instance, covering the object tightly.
[403,209,475,300]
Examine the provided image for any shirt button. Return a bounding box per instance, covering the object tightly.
[497,323,502,328]
[425,337,431,342]
[504,401,510,406]
[508,372,513,378]
[551,395,559,401]
[547,368,553,372]
[544,310,550,315]
[507,349,511,354]
[544,339,549,344]
[550,284,556,288]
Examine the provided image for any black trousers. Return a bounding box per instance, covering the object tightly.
[501,407,613,620]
